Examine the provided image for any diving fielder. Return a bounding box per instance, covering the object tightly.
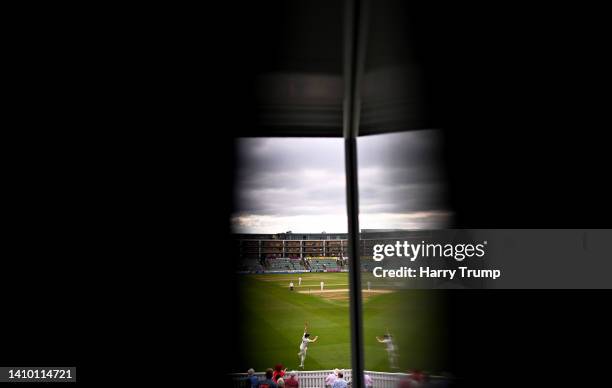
[298,322,318,368]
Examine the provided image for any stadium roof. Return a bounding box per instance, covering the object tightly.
[232,0,439,138]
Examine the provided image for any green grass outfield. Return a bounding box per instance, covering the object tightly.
[238,272,448,373]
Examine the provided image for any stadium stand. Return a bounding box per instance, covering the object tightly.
[290,258,306,270]
[357,257,404,272]
[238,259,265,273]
[308,258,340,272]
[265,258,309,271]
[361,258,376,272]
[268,258,294,271]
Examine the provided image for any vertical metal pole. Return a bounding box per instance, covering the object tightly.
[344,0,368,386]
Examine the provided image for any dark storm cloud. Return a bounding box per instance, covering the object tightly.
[359,130,449,215]
[232,131,451,233]
[234,138,345,215]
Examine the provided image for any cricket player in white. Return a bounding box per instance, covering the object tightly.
[298,323,318,368]
[320,281,324,291]
[298,276,302,286]
[376,333,398,369]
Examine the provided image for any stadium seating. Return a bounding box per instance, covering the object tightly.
[361,259,376,272]
[266,257,309,271]
[290,259,306,270]
[238,259,265,273]
[268,257,294,271]
[358,257,404,272]
[308,258,341,272]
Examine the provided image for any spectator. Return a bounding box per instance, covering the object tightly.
[272,364,287,383]
[284,371,299,388]
[257,368,277,388]
[399,370,427,388]
[332,372,348,388]
[364,374,373,388]
[325,369,338,387]
[247,368,258,388]
[277,378,285,387]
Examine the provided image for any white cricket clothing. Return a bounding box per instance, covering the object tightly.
[381,338,395,352]
[299,333,312,351]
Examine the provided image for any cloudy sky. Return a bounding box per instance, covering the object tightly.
[232,130,452,233]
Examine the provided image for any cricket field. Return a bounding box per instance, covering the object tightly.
[237,272,448,373]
